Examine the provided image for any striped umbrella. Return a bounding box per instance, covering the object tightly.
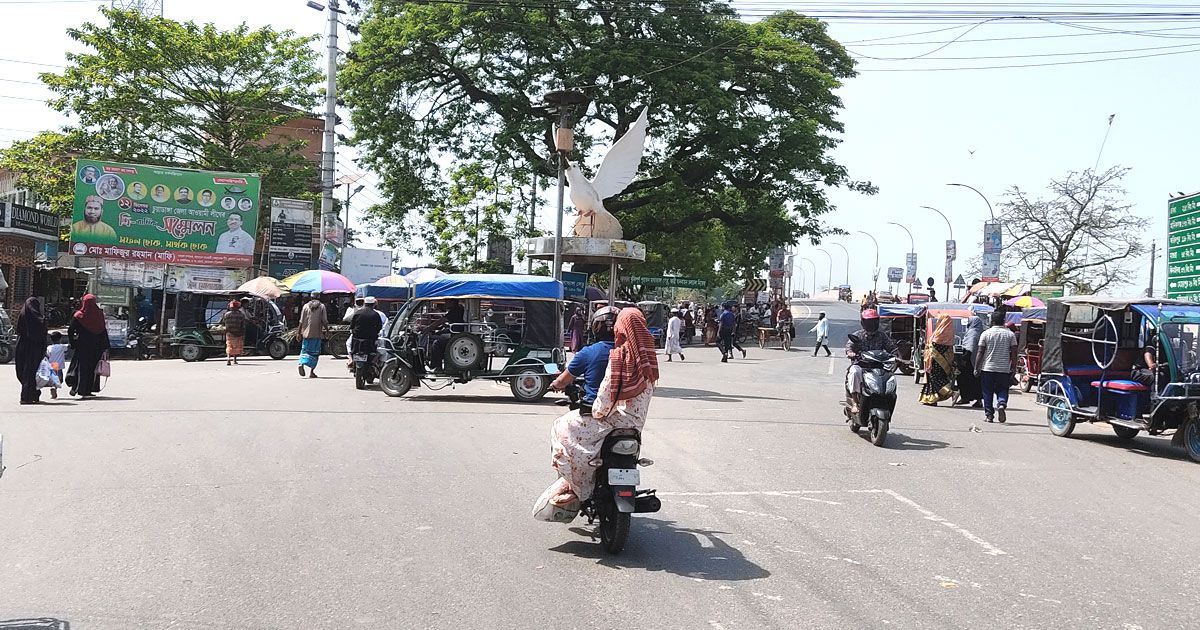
[237,276,287,299]
[1003,295,1045,308]
[366,274,412,287]
[280,270,357,294]
[404,268,448,284]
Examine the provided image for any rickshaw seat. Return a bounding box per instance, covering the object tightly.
[1090,380,1148,393]
[1065,365,1104,377]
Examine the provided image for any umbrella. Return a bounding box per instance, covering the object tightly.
[280,270,357,294]
[365,274,412,287]
[355,275,412,300]
[237,276,286,299]
[404,268,448,284]
[1004,295,1045,308]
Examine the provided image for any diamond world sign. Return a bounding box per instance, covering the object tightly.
[1168,191,1200,301]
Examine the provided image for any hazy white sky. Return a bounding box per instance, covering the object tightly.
[0,0,1194,293]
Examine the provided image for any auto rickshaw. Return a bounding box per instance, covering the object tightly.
[0,308,13,364]
[637,301,669,348]
[377,274,566,402]
[1035,297,1200,462]
[913,302,994,385]
[1017,306,1046,392]
[168,290,289,362]
[877,303,924,376]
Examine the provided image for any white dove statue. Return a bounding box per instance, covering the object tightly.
[565,107,649,240]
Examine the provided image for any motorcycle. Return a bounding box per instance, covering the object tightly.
[557,383,661,554]
[843,343,899,447]
[127,316,157,360]
[351,337,381,390]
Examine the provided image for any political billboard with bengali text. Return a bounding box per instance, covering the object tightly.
[1167,191,1200,301]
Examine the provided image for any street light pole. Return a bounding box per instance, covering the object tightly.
[316,0,341,222]
[800,257,817,297]
[830,242,850,287]
[947,183,995,220]
[542,90,588,282]
[856,230,880,292]
[816,248,833,295]
[888,221,915,290]
[921,205,953,299]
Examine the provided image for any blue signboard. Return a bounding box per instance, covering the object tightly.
[562,271,588,300]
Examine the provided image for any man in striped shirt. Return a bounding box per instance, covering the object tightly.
[974,310,1018,423]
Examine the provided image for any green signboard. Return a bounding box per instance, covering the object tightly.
[70,160,262,268]
[624,275,707,289]
[1168,192,1200,301]
[1030,284,1065,300]
[561,271,588,300]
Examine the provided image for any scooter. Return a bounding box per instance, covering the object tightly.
[558,383,661,554]
[127,316,157,360]
[844,343,899,447]
[350,337,380,390]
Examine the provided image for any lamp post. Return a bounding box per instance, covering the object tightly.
[800,257,817,297]
[307,0,343,224]
[856,230,880,292]
[947,183,995,220]
[921,205,953,299]
[888,221,915,290]
[829,242,850,287]
[541,90,589,281]
[816,248,833,295]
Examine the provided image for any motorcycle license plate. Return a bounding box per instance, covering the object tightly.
[607,468,639,486]
[353,353,368,361]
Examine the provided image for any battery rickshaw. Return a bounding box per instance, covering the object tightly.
[637,301,669,348]
[377,274,565,402]
[913,302,994,385]
[877,303,923,376]
[1016,307,1046,392]
[168,290,289,362]
[1035,297,1200,462]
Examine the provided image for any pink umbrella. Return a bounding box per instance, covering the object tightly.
[1004,295,1044,308]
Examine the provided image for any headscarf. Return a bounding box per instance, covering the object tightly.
[229,300,242,310]
[16,297,46,339]
[930,314,954,346]
[609,308,659,401]
[74,293,106,334]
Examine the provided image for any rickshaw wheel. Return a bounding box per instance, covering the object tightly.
[267,338,289,360]
[511,367,549,402]
[379,362,414,398]
[1111,425,1140,440]
[179,344,205,362]
[1047,399,1076,437]
[1184,421,1200,463]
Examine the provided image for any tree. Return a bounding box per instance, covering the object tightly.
[998,166,1146,293]
[1,8,322,217]
[419,162,515,271]
[340,0,873,282]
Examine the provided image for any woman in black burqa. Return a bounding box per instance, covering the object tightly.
[15,297,48,404]
[67,293,110,398]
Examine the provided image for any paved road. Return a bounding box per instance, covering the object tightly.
[2,300,1199,629]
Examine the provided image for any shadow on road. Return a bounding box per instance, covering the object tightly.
[1071,433,1194,463]
[653,387,790,403]
[881,432,951,450]
[0,619,70,630]
[549,517,770,581]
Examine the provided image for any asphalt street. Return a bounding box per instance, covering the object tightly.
[2,299,1199,629]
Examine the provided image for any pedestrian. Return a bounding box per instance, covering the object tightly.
[717,301,739,362]
[45,331,68,400]
[221,299,248,366]
[567,306,585,353]
[955,313,985,408]
[297,293,328,378]
[729,305,747,359]
[975,310,1018,423]
[15,297,48,404]
[66,294,110,399]
[810,311,831,356]
[664,308,684,361]
[919,315,956,406]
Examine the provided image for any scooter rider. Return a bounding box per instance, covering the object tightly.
[846,309,897,413]
[549,306,620,408]
[349,296,384,359]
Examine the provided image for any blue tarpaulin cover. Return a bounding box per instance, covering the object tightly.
[413,274,563,300]
[877,304,925,317]
[355,284,410,300]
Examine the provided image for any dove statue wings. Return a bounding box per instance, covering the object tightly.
[566,107,649,239]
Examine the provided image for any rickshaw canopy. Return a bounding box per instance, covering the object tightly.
[1022,307,1047,323]
[877,304,925,317]
[1041,296,1197,375]
[412,274,563,301]
[924,302,994,319]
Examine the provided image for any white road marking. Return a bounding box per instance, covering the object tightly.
[885,489,1008,556]
[659,489,866,497]
[724,507,790,521]
[827,356,836,375]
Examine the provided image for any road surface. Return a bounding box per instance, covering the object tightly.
[1,300,1197,629]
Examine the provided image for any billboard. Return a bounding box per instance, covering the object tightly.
[69,160,261,267]
[905,253,917,284]
[561,271,588,300]
[1167,192,1200,301]
[982,221,1002,282]
[887,267,903,283]
[341,247,393,284]
[268,198,314,279]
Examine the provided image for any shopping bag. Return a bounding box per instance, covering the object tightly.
[35,359,54,388]
[95,352,112,378]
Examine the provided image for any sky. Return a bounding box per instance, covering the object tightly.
[0,0,1195,294]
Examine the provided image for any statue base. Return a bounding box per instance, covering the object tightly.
[526,237,646,300]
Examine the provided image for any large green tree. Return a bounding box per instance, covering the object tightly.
[0,7,323,217]
[340,0,872,282]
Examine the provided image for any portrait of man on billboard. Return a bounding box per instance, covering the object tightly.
[215,213,255,255]
[72,195,118,242]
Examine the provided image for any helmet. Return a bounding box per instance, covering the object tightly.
[591,306,620,324]
[861,308,880,333]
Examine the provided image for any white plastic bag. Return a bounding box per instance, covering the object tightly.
[35,358,59,389]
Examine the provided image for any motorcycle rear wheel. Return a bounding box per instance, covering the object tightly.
[599,507,631,555]
[379,362,415,397]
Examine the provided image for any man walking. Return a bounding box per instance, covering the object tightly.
[717,301,738,363]
[974,310,1018,423]
[810,311,831,357]
[298,294,328,378]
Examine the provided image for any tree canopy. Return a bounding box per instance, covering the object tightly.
[0,7,323,216]
[997,166,1146,293]
[340,0,872,282]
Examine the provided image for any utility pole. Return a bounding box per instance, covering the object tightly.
[1147,239,1156,297]
[527,169,538,274]
[319,0,340,224]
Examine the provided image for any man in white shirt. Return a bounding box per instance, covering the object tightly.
[215,214,255,255]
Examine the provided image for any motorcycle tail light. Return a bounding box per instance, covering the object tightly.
[611,439,639,455]
[617,490,634,497]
